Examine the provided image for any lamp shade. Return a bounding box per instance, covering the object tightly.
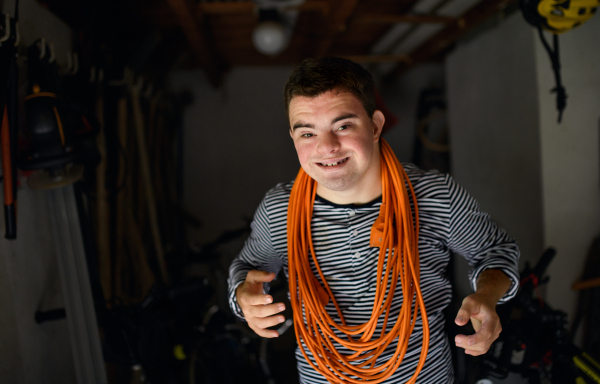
[252,21,289,56]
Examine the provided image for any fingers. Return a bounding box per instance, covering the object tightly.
[252,313,286,335]
[237,270,277,306]
[246,303,286,338]
[455,297,476,326]
[236,270,277,309]
[252,325,280,338]
[455,317,500,354]
[455,294,502,355]
[236,270,287,338]
[243,292,275,306]
[466,317,495,346]
[246,302,286,318]
[470,317,482,332]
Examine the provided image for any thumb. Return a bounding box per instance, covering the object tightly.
[246,270,276,284]
[455,300,475,326]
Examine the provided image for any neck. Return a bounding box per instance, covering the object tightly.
[316,147,382,205]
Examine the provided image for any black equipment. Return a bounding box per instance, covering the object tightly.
[20,39,99,190]
[479,248,600,384]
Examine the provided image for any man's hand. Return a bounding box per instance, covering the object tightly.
[236,270,286,338]
[454,293,501,355]
[454,269,512,356]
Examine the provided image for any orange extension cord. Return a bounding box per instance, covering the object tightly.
[287,139,429,384]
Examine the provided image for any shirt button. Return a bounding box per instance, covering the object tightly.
[352,229,359,237]
[354,252,360,258]
[348,210,355,217]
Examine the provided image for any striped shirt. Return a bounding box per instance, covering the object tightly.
[228,164,520,384]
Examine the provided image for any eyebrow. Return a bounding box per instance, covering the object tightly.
[292,121,314,130]
[291,113,359,131]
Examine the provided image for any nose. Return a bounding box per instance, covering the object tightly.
[317,131,340,155]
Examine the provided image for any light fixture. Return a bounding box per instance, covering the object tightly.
[252,8,292,56]
[253,21,288,56]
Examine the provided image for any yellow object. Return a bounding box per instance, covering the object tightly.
[287,139,429,383]
[52,106,65,146]
[537,0,599,33]
[583,352,600,372]
[23,91,57,101]
[573,355,600,383]
[173,344,187,361]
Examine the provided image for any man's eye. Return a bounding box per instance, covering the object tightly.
[301,133,313,138]
[338,125,349,131]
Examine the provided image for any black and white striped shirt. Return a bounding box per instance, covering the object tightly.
[228,164,520,384]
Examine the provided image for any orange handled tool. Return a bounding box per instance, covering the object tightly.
[1,104,16,238]
[0,12,18,239]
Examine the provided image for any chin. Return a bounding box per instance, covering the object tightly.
[301,162,360,191]
[314,173,359,192]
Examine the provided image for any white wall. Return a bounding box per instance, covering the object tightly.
[536,17,600,326]
[445,8,600,336]
[0,0,76,382]
[446,11,545,272]
[169,67,300,253]
[0,189,75,384]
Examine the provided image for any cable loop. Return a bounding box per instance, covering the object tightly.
[287,139,430,383]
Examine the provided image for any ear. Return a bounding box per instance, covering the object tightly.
[371,110,385,142]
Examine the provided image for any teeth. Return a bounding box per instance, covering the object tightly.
[322,158,347,167]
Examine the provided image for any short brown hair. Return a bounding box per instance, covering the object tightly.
[284,57,376,120]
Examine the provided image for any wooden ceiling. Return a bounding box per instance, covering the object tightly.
[38,0,518,86]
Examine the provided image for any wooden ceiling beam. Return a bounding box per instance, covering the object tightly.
[387,0,519,78]
[310,0,361,57]
[197,0,329,15]
[165,0,225,86]
[341,54,411,63]
[355,14,457,25]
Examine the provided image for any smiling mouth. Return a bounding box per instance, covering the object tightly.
[318,157,349,167]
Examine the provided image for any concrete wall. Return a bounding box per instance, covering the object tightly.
[0,0,76,382]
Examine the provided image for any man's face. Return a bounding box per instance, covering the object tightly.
[289,89,384,194]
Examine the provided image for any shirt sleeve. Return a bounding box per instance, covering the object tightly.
[227,194,284,320]
[446,174,520,304]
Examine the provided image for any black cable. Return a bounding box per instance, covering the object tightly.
[537,26,567,123]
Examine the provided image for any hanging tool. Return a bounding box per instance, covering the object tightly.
[20,39,99,190]
[0,4,19,239]
[520,0,599,123]
[130,77,169,285]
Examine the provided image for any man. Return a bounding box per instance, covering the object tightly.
[228,57,519,383]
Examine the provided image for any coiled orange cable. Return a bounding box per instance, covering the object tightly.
[287,139,429,383]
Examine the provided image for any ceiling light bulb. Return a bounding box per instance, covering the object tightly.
[252,21,289,56]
